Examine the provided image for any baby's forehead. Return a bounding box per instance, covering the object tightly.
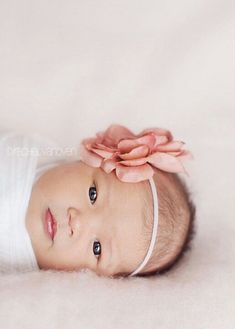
[109,190,149,272]
[104,170,146,206]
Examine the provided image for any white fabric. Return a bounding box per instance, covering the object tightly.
[0,130,68,273]
[0,0,234,328]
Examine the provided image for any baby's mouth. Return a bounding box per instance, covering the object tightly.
[44,208,57,241]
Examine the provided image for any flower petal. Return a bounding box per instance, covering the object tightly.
[91,147,114,159]
[153,135,169,147]
[118,135,155,153]
[96,143,118,152]
[147,152,187,174]
[117,139,137,153]
[178,149,194,161]
[101,159,116,173]
[167,151,184,156]
[79,144,103,167]
[119,145,149,160]
[79,125,193,180]
[156,141,185,152]
[119,157,148,166]
[138,127,173,141]
[116,163,154,183]
[99,124,135,146]
[82,137,98,150]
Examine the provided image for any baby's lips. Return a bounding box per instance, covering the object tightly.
[45,208,57,240]
[49,208,57,239]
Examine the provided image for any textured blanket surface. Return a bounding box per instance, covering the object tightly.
[0,0,234,328]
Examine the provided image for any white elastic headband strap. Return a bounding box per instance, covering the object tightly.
[129,177,159,276]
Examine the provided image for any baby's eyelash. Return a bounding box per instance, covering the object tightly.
[89,181,98,204]
[94,180,98,197]
[93,240,102,259]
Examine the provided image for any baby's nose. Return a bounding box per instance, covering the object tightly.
[67,207,80,236]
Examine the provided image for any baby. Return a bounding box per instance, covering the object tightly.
[0,124,196,278]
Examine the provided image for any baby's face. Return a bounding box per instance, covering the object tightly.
[25,161,147,277]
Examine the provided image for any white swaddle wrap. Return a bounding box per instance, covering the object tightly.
[0,130,71,273]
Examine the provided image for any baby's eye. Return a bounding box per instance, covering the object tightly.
[93,240,102,258]
[89,183,97,204]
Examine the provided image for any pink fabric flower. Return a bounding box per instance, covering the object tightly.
[79,124,194,183]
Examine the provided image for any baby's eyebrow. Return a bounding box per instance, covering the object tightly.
[104,173,111,209]
[98,170,110,210]
[105,238,114,274]
[96,235,113,275]
[99,172,123,275]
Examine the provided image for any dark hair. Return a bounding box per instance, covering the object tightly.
[136,171,197,277]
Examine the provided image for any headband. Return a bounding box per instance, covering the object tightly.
[79,124,193,276]
[129,176,159,276]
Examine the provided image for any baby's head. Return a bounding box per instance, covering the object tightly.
[25,160,153,277]
[25,160,196,278]
[24,124,196,278]
[138,168,196,277]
